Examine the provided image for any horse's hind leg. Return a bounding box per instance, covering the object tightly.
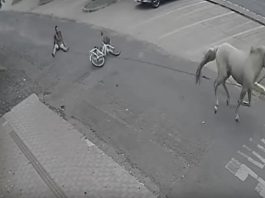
[235,87,247,122]
[248,89,252,106]
[223,76,230,106]
[214,76,225,114]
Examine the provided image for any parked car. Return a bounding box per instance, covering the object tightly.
[135,0,161,8]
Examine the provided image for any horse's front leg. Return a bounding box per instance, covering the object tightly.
[214,80,219,113]
[223,81,230,106]
[235,88,247,122]
[242,89,251,107]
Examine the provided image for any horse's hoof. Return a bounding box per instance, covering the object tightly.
[242,101,250,107]
[214,106,218,114]
[235,115,240,122]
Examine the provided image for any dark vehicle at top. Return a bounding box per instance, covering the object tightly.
[135,0,161,8]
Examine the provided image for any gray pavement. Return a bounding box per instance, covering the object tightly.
[13,0,265,68]
[0,94,155,198]
[2,1,265,198]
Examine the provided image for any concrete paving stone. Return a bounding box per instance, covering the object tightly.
[2,94,156,198]
[0,118,56,198]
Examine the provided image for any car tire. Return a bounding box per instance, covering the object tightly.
[152,0,160,8]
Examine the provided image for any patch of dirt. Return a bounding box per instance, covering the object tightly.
[0,69,41,116]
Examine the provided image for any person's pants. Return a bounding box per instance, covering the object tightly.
[52,43,69,56]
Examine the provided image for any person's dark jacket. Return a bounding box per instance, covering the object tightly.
[102,35,110,44]
[54,31,64,45]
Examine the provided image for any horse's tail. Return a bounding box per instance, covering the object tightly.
[195,47,217,84]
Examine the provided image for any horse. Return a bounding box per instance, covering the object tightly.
[195,43,265,122]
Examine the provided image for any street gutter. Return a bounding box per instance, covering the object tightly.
[206,0,265,26]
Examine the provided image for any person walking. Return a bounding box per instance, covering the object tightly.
[52,26,69,57]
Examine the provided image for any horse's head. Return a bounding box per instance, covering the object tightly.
[259,46,265,67]
[250,46,265,67]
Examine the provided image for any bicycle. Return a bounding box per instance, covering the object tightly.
[89,36,120,67]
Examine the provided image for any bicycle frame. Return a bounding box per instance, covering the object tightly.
[89,43,115,60]
[101,43,115,55]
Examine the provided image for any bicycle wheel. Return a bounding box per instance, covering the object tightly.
[90,54,105,67]
[109,47,120,56]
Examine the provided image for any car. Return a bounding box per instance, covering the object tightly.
[135,0,161,8]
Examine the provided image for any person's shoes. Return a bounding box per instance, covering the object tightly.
[52,53,55,57]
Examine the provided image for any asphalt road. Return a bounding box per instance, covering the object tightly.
[2,11,265,198]
[227,0,265,18]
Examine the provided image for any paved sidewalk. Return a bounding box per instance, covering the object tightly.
[0,94,156,198]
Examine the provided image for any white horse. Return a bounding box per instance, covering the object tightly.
[195,43,265,122]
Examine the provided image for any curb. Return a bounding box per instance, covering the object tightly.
[206,0,265,26]
[82,0,116,13]
[227,79,265,96]
[39,0,53,6]
[254,82,265,95]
